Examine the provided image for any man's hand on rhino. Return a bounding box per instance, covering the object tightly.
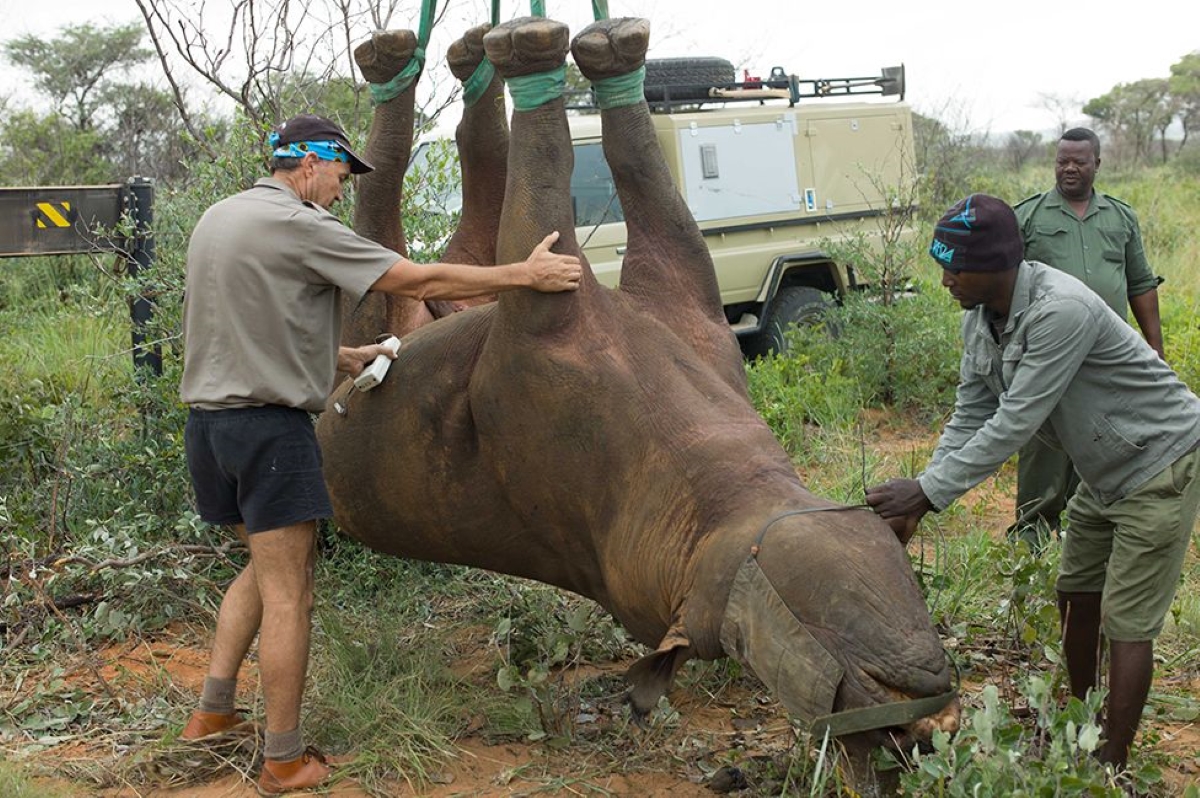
[337,342,398,377]
[865,478,933,545]
[524,231,583,293]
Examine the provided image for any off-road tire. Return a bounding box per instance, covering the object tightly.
[644,57,736,102]
[743,285,837,359]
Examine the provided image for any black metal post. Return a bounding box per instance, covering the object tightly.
[125,176,162,376]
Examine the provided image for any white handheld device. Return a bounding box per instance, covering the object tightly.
[353,335,401,392]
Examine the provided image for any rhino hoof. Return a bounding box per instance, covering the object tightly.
[447,24,491,80]
[571,17,649,82]
[483,16,570,79]
[354,29,419,84]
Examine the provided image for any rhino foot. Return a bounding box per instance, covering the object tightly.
[570,17,649,82]
[483,16,570,79]
[448,24,492,80]
[354,29,418,84]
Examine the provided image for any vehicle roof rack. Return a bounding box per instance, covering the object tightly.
[565,64,905,113]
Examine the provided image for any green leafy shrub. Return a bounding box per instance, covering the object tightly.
[886,678,1171,797]
[754,276,963,427]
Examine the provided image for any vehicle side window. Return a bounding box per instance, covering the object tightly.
[571,142,624,227]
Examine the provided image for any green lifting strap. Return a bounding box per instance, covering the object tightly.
[508,65,566,110]
[462,0,504,107]
[525,1,606,22]
[369,0,438,105]
[593,65,644,109]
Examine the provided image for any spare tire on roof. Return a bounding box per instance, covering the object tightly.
[643,56,736,102]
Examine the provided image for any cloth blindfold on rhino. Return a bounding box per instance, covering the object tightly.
[721,510,957,736]
[721,553,843,723]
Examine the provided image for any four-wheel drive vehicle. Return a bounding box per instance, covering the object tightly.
[408,59,914,356]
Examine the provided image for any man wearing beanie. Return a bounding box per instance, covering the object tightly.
[866,193,1200,774]
[179,113,582,794]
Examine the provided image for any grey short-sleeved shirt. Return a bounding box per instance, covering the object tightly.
[180,177,399,412]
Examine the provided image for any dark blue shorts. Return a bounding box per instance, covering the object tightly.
[184,406,334,533]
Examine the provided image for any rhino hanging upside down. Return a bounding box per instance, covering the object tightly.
[319,17,959,750]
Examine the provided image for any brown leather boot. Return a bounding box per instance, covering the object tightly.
[180,709,252,740]
[256,747,334,796]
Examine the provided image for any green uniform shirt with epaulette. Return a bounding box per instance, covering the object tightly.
[1013,189,1160,320]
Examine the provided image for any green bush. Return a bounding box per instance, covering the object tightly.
[889,680,1135,797]
[753,275,963,428]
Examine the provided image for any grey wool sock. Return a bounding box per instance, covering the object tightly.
[264,727,305,762]
[197,676,237,715]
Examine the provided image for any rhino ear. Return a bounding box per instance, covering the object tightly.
[624,627,692,720]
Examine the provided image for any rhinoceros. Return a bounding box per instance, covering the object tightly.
[318,16,959,757]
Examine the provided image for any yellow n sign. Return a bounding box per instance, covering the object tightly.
[35,201,74,228]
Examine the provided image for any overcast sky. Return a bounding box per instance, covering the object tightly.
[1,0,1195,134]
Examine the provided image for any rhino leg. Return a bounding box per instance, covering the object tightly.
[482,17,597,337]
[571,19,745,391]
[442,23,508,290]
[345,29,436,345]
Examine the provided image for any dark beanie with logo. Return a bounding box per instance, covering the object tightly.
[928,193,1023,272]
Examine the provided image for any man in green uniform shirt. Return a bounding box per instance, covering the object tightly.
[1011,128,1165,548]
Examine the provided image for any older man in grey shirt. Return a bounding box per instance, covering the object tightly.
[179,114,582,795]
[867,194,1200,774]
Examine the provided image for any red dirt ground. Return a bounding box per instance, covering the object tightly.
[8,419,1199,795]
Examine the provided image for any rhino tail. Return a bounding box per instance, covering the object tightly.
[624,627,692,721]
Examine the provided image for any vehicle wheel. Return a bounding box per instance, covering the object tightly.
[644,57,736,102]
[742,286,837,359]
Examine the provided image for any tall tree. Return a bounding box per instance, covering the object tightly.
[1084,78,1174,165]
[1169,51,1200,153]
[1,21,202,184]
[0,109,110,185]
[3,23,150,132]
[1036,92,1082,136]
[1004,130,1044,171]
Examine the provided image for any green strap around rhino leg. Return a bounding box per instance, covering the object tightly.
[460,0,503,107]
[369,0,438,105]
[370,52,426,105]
[592,66,645,110]
[508,65,566,111]
[462,62,497,107]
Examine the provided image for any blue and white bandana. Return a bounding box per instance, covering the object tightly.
[268,131,350,165]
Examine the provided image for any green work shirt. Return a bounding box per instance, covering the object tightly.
[919,261,1200,510]
[1014,189,1160,320]
[180,178,399,413]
